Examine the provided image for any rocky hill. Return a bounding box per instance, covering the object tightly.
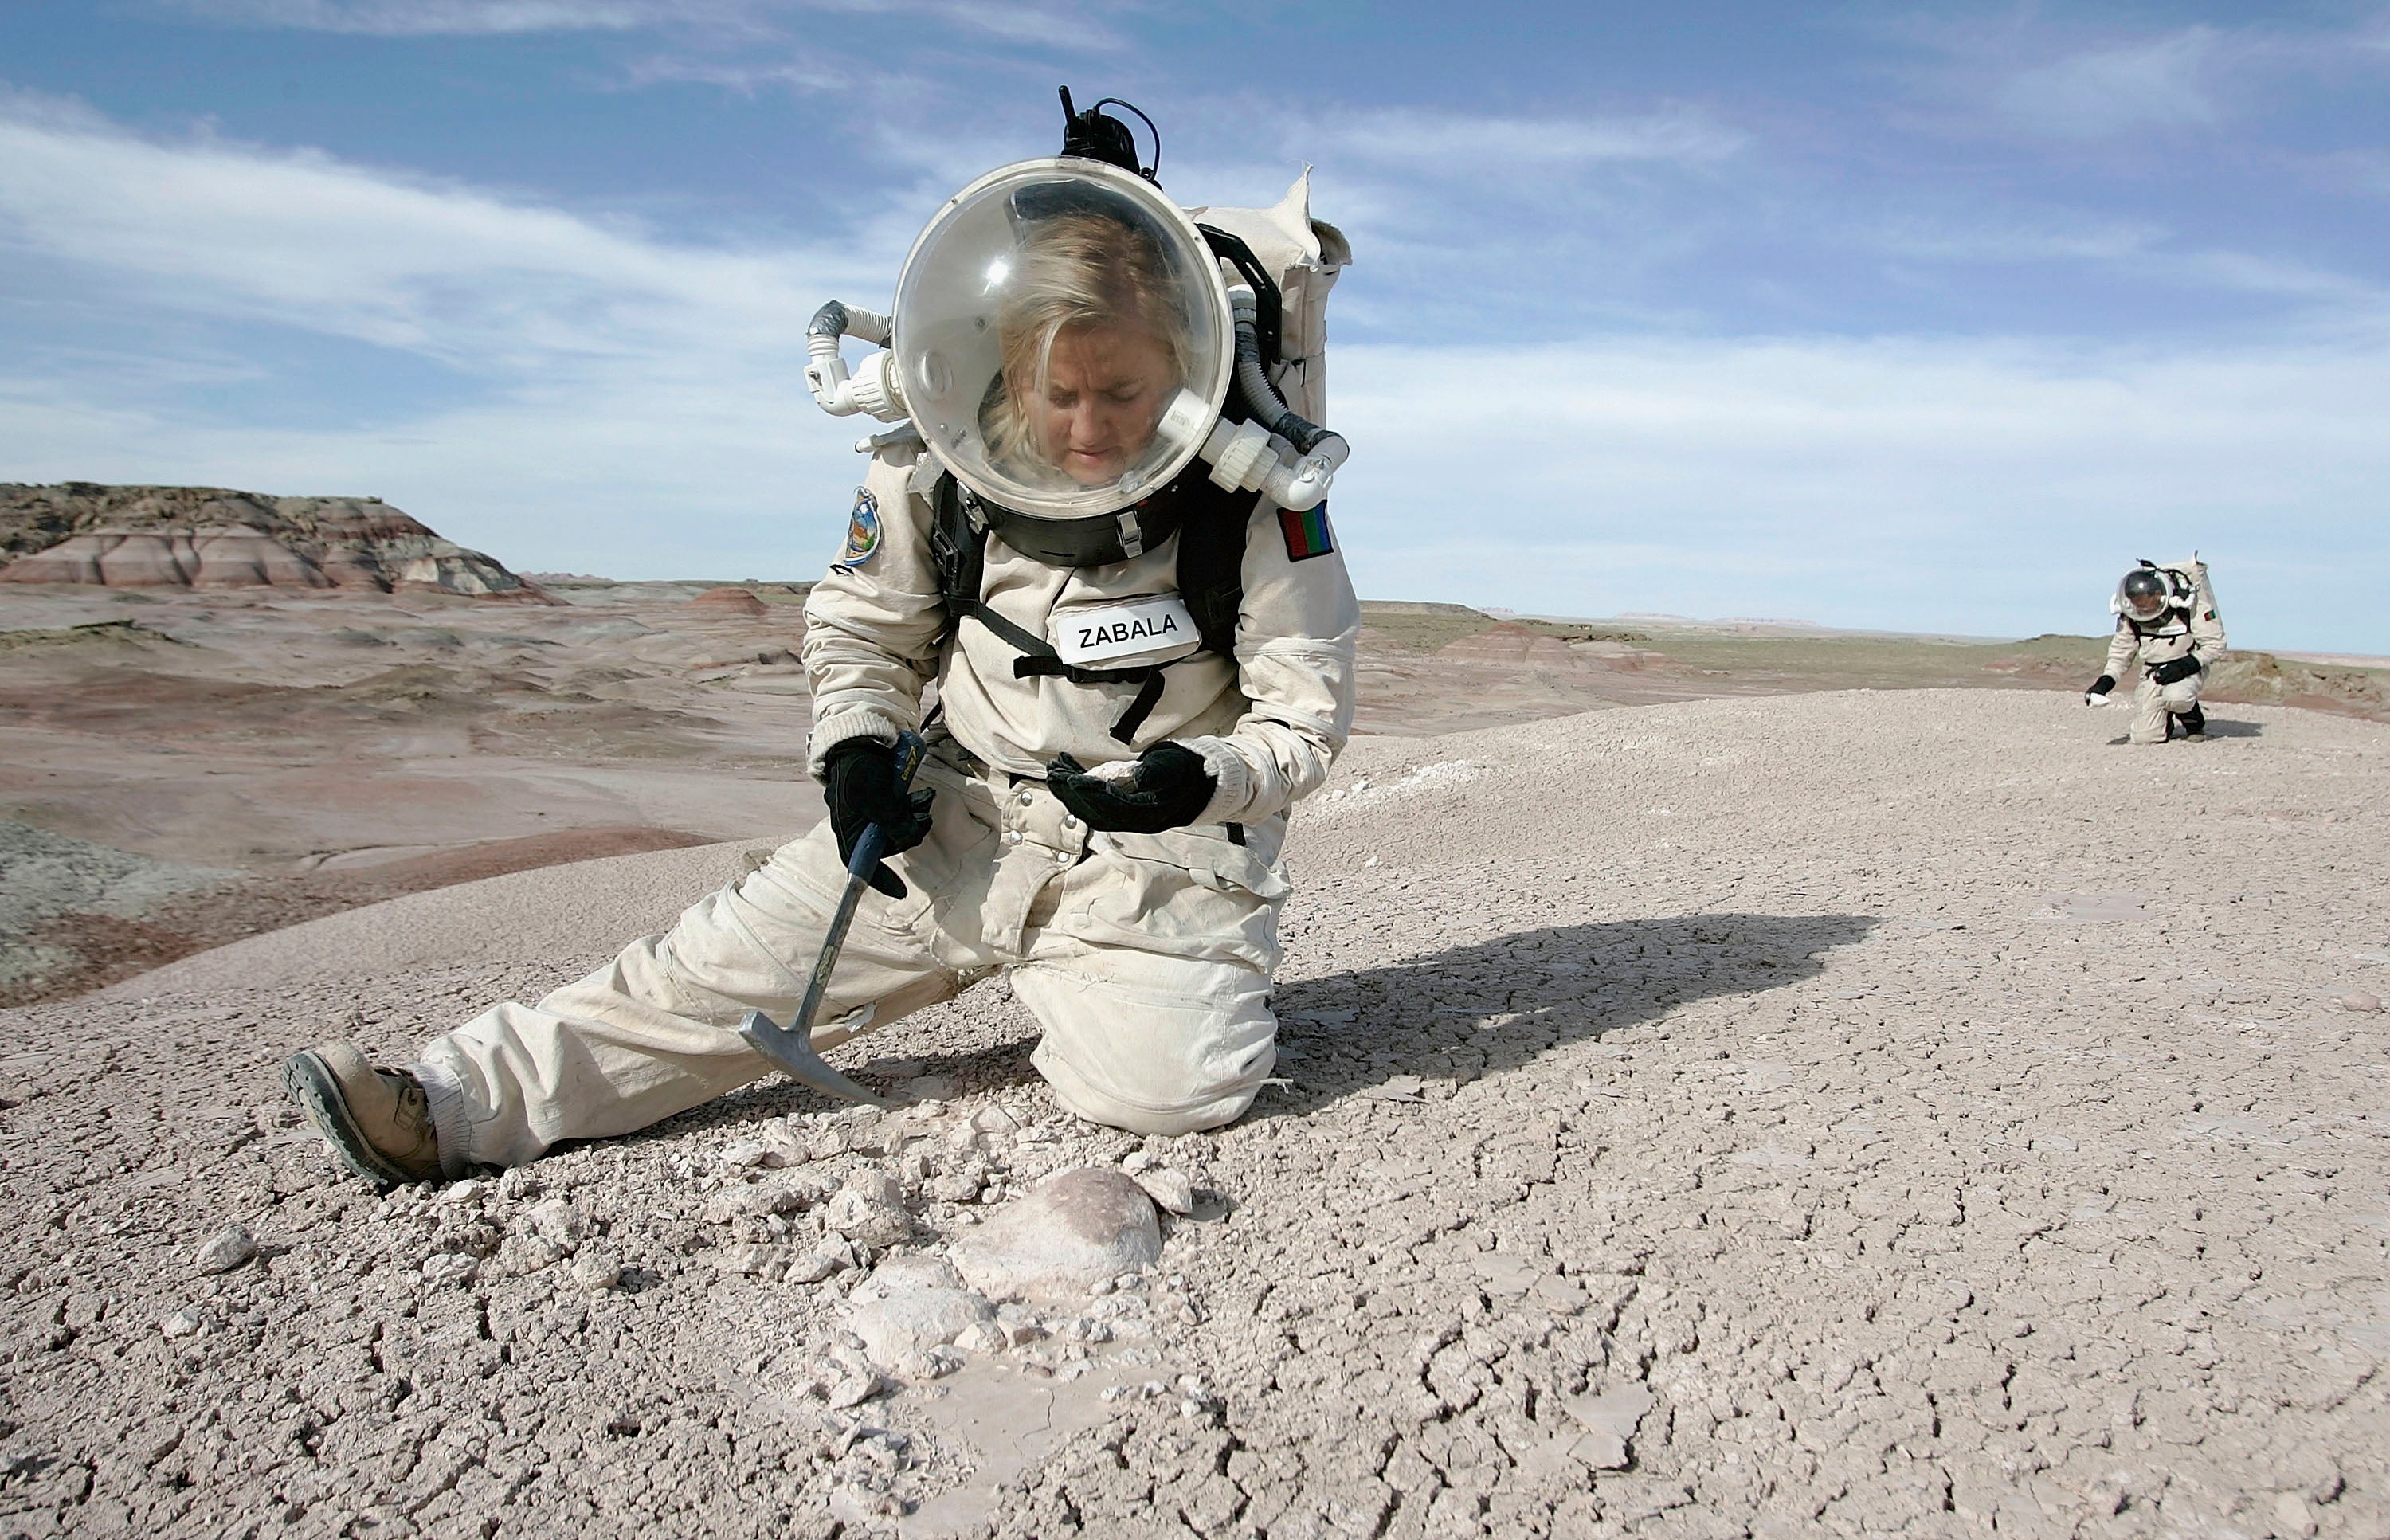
[0,483,554,602]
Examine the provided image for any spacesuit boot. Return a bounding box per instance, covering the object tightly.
[2176,703,2207,739]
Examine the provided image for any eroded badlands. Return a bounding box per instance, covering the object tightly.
[2,689,2385,1538]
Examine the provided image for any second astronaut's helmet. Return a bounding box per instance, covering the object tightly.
[2114,567,2172,621]
[889,157,1234,523]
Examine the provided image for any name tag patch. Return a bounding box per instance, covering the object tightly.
[1052,594,1198,668]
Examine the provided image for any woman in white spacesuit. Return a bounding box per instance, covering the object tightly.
[284,96,1361,1184]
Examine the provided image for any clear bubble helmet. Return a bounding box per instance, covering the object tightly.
[892,158,1234,522]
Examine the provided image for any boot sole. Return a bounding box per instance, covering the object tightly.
[283,1051,420,1186]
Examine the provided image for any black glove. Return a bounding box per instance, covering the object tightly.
[1045,743,1217,834]
[821,737,934,898]
[2149,655,2202,685]
[2086,674,2115,696]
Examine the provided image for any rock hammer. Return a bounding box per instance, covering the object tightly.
[735,729,928,1110]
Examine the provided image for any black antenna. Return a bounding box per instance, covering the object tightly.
[1056,87,1161,182]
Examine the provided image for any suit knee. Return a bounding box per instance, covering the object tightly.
[1014,960,1276,1136]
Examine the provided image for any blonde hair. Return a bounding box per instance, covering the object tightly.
[983,212,1191,478]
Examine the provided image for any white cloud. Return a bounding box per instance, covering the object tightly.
[0,92,900,572]
[4,94,2388,652]
[171,0,1124,48]
[173,0,664,33]
[1321,104,1746,173]
[0,92,880,371]
[1994,27,2227,138]
[1329,334,2390,649]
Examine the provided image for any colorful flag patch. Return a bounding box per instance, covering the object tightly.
[1278,503,1334,562]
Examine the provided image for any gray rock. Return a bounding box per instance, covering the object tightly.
[160,1307,206,1338]
[421,1252,477,1287]
[1132,1166,1196,1215]
[572,1248,624,1291]
[492,1232,563,1277]
[954,1319,1008,1355]
[822,1182,912,1248]
[846,1167,903,1205]
[1564,1385,1655,1469]
[819,1346,884,1409]
[948,1166,1162,1305]
[786,1239,857,1285]
[843,1255,994,1368]
[703,1174,826,1224]
[526,1197,586,1252]
[714,1244,782,1279]
[193,1223,256,1275]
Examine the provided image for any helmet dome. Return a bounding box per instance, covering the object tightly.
[2114,567,2173,621]
[891,159,1232,522]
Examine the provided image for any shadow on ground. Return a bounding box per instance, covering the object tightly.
[694,911,1877,1130]
[1257,911,1878,1117]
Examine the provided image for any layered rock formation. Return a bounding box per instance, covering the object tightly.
[0,483,554,602]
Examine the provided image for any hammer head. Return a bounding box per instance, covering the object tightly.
[737,1009,891,1110]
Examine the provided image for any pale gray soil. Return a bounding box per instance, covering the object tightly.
[2,689,2386,1538]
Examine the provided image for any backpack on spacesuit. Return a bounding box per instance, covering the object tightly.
[1185,173,1352,433]
[927,175,1351,743]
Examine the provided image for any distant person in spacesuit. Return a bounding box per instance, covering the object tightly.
[2085,558,2226,744]
[285,94,1360,1183]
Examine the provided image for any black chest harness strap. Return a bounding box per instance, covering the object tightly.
[927,471,1251,744]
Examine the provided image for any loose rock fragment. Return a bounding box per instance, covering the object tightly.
[818,1346,885,1409]
[714,1244,784,1279]
[2334,991,2383,1013]
[954,1319,1008,1356]
[843,1255,995,1367]
[159,1308,205,1339]
[526,1197,586,1252]
[421,1252,476,1287]
[572,1249,624,1291]
[894,1345,964,1381]
[703,1173,829,1224]
[822,1181,913,1248]
[1565,1385,1656,1469]
[949,1166,1162,1304]
[787,1244,856,1285]
[995,1303,1047,1346]
[1132,1166,1196,1215]
[192,1223,257,1275]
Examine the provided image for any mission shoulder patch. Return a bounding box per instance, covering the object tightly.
[840,488,881,564]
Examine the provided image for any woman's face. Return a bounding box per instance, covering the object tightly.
[1028,323,1176,486]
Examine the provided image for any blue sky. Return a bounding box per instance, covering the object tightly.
[2,3,2385,651]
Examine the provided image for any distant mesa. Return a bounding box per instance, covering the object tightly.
[0,483,556,603]
[689,586,770,617]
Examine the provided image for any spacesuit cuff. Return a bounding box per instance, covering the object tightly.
[808,711,905,774]
[1183,736,1255,825]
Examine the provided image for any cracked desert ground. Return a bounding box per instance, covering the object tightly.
[3,586,2387,1538]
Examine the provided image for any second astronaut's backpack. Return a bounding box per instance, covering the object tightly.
[2128,554,2221,634]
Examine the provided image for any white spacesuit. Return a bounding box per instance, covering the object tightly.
[286,95,1360,1181]
[2085,558,2226,744]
